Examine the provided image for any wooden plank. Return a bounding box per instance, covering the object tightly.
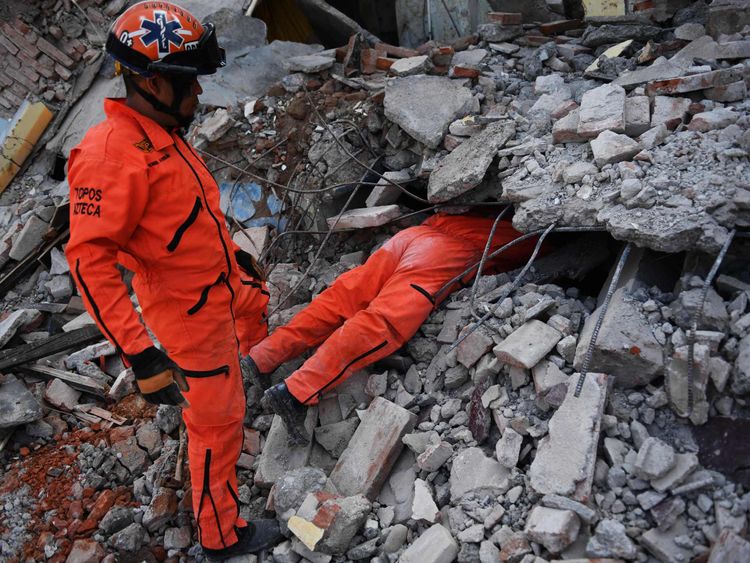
[77,405,125,425]
[0,325,102,371]
[23,363,107,396]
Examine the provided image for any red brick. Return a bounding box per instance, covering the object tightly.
[360,48,379,74]
[431,46,454,66]
[0,70,12,88]
[0,95,13,110]
[0,34,19,55]
[539,19,585,35]
[35,37,74,68]
[1,89,23,107]
[488,12,522,25]
[8,82,28,100]
[0,22,39,57]
[449,65,481,79]
[12,17,32,35]
[374,41,420,58]
[33,58,56,80]
[54,63,73,81]
[5,55,21,69]
[375,57,396,70]
[5,65,37,90]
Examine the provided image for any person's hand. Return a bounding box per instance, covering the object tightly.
[127,347,190,407]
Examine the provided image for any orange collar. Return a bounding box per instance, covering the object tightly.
[104,98,176,152]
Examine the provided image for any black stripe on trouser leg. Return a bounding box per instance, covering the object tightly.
[227,481,241,521]
[75,259,124,355]
[303,340,388,404]
[198,449,227,548]
[410,283,435,306]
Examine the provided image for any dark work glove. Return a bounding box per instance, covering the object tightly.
[127,346,190,408]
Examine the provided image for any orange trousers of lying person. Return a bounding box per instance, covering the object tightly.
[249,213,540,407]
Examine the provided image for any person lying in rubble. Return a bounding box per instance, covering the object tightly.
[65,3,282,560]
[242,211,541,444]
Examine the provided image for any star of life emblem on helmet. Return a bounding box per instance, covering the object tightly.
[130,10,191,56]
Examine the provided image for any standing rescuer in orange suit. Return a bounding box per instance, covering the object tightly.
[245,213,540,444]
[65,2,282,559]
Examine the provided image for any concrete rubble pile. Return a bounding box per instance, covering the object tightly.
[1,1,750,562]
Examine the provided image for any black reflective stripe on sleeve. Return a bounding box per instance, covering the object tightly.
[188,272,226,315]
[304,340,388,404]
[182,365,230,378]
[74,259,124,356]
[410,283,435,306]
[167,196,203,251]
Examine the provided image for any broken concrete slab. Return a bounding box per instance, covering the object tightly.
[666,344,711,423]
[525,506,580,553]
[0,309,36,349]
[477,23,524,43]
[532,361,569,407]
[581,24,662,48]
[44,378,81,411]
[0,375,43,428]
[255,411,316,488]
[590,130,641,167]
[704,80,748,102]
[399,523,458,563]
[452,49,488,68]
[529,372,608,502]
[450,446,510,502]
[573,287,664,388]
[327,205,403,230]
[314,418,360,459]
[651,96,692,131]
[687,108,740,133]
[328,397,416,500]
[389,55,432,77]
[384,76,475,149]
[493,320,562,370]
[9,215,49,261]
[641,517,693,563]
[624,96,651,138]
[456,330,494,369]
[634,437,676,480]
[291,491,371,554]
[495,428,523,468]
[427,121,515,203]
[553,110,587,144]
[614,59,687,89]
[411,479,439,523]
[645,65,745,96]
[586,518,637,559]
[577,84,626,138]
[708,528,750,563]
[651,452,699,493]
[365,170,413,208]
[286,54,335,73]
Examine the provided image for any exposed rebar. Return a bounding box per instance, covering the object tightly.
[686,229,736,415]
[574,243,632,397]
[450,222,557,351]
[469,206,511,319]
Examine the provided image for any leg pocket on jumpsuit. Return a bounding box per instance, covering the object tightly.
[182,365,246,427]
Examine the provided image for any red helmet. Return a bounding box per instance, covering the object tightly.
[105,1,225,76]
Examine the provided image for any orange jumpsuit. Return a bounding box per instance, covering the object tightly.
[66,99,268,550]
[250,214,538,405]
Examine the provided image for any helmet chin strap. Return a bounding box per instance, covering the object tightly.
[129,74,195,129]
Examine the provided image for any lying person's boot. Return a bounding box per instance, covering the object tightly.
[264,382,310,445]
[203,520,283,562]
[240,355,270,390]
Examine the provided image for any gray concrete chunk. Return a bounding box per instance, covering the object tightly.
[400,524,458,563]
[328,397,416,500]
[384,76,475,149]
[427,121,515,203]
[0,375,43,428]
[493,320,562,370]
[634,437,676,480]
[590,131,641,167]
[9,215,49,261]
[529,372,608,502]
[286,54,334,73]
[327,205,403,230]
[525,506,580,553]
[577,84,626,138]
[255,410,316,488]
[365,170,413,208]
[390,55,432,77]
[450,447,510,502]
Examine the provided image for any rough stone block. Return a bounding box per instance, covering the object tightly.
[255,410,316,488]
[590,130,640,167]
[573,287,664,388]
[9,215,49,261]
[708,528,750,563]
[493,320,562,370]
[328,397,416,499]
[327,205,403,230]
[450,447,510,502]
[624,96,651,137]
[529,372,608,502]
[384,76,475,148]
[577,84,626,138]
[688,108,740,133]
[525,506,580,553]
[399,524,458,563]
[651,96,691,130]
[427,121,515,203]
